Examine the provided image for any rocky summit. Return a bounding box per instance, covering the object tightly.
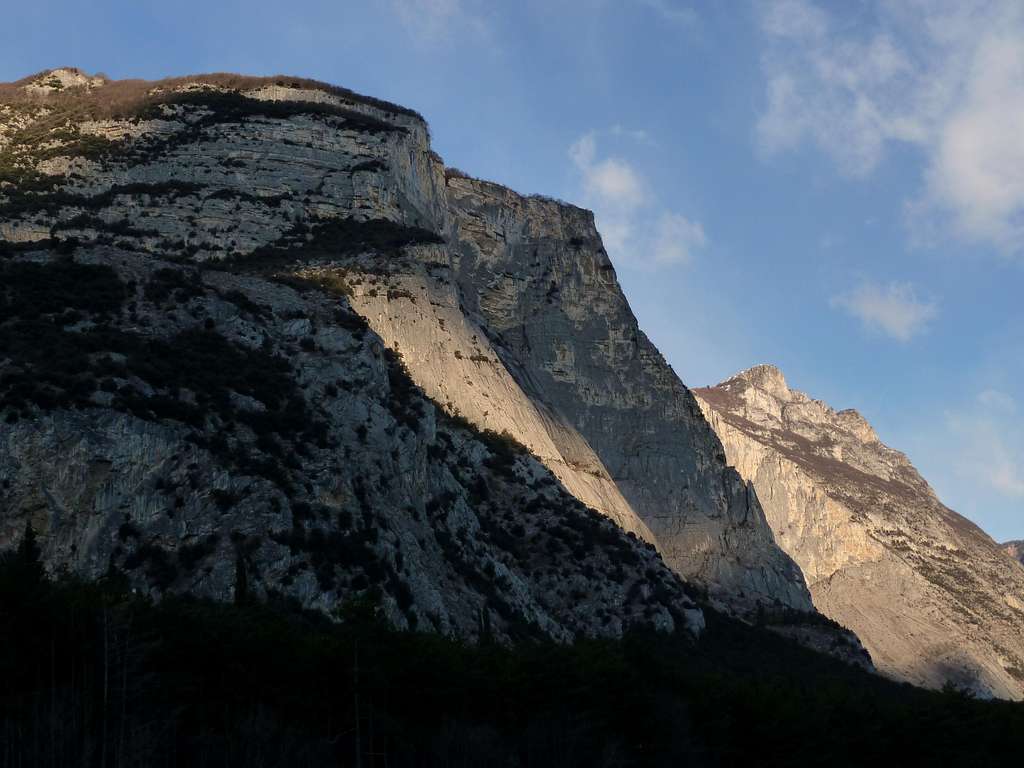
[695,365,1024,699]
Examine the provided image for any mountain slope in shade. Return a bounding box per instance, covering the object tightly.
[695,365,1024,699]
[0,69,816,621]
[0,69,713,642]
[349,175,814,614]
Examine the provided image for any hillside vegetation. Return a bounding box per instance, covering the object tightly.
[2,539,1023,768]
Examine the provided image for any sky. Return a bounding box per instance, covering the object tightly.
[2,0,1022,541]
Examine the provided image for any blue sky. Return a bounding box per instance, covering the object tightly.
[3,0,1022,540]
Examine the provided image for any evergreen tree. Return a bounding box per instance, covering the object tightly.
[16,522,44,584]
[0,522,45,610]
[233,552,249,604]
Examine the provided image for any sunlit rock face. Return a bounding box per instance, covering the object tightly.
[695,365,1024,699]
[439,180,812,614]
[0,69,846,652]
[0,70,710,643]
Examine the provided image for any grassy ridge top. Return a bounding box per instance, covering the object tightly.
[0,69,423,121]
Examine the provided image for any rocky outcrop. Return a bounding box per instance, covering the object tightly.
[0,70,713,643]
[330,173,814,614]
[695,365,1024,699]
[20,67,107,94]
[0,69,817,619]
[440,179,811,613]
[0,241,704,647]
[1005,541,1024,566]
[2,69,885,669]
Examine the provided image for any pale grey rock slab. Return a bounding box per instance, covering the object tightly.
[696,365,1024,699]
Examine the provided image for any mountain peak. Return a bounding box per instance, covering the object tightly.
[739,362,787,384]
[22,67,106,94]
[835,408,880,444]
[724,363,791,399]
[695,363,1024,698]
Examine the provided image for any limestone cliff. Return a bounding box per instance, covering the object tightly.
[338,172,813,613]
[0,69,707,642]
[0,69,819,621]
[695,365,1024,699]
[440,179,811,612]
[1005,541,1024,566]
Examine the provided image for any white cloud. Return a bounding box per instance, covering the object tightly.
[568,133,597,169]
[756,0,1024,254]
[585,159,647,207]
[653,212,706,265]
[567,132,706,268]
[947,391,1024,498]
[927,37,1024,248]
[830,281,938,341]
[569,132,646,255]
[570,133,648,211]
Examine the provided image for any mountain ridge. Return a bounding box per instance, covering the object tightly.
[695,365,1024,698]
[0,67,818,616]
[0,67,900,674]
[1,62,1021,768]
[0,68,713,643]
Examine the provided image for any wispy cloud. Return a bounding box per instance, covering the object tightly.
[568,131,706,268]
[610,124,654,145]
[636,0,698,27]
[390,0,490,45]
[830,281,938,341]
[569,133,648,211]
[756,0,1024,255]
[978,389,1017,412]
[569,132,647,255]
[947,390,1024,498]
[653,212,706,266]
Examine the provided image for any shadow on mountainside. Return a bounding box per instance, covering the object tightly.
[1,545,1022,768]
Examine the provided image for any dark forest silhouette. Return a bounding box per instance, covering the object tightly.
[1,528,1022,767]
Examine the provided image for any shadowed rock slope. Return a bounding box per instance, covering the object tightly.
[0,246,709,642]
[0,69,711,643]
[695,365,1024,699]
[0,69,817,623]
